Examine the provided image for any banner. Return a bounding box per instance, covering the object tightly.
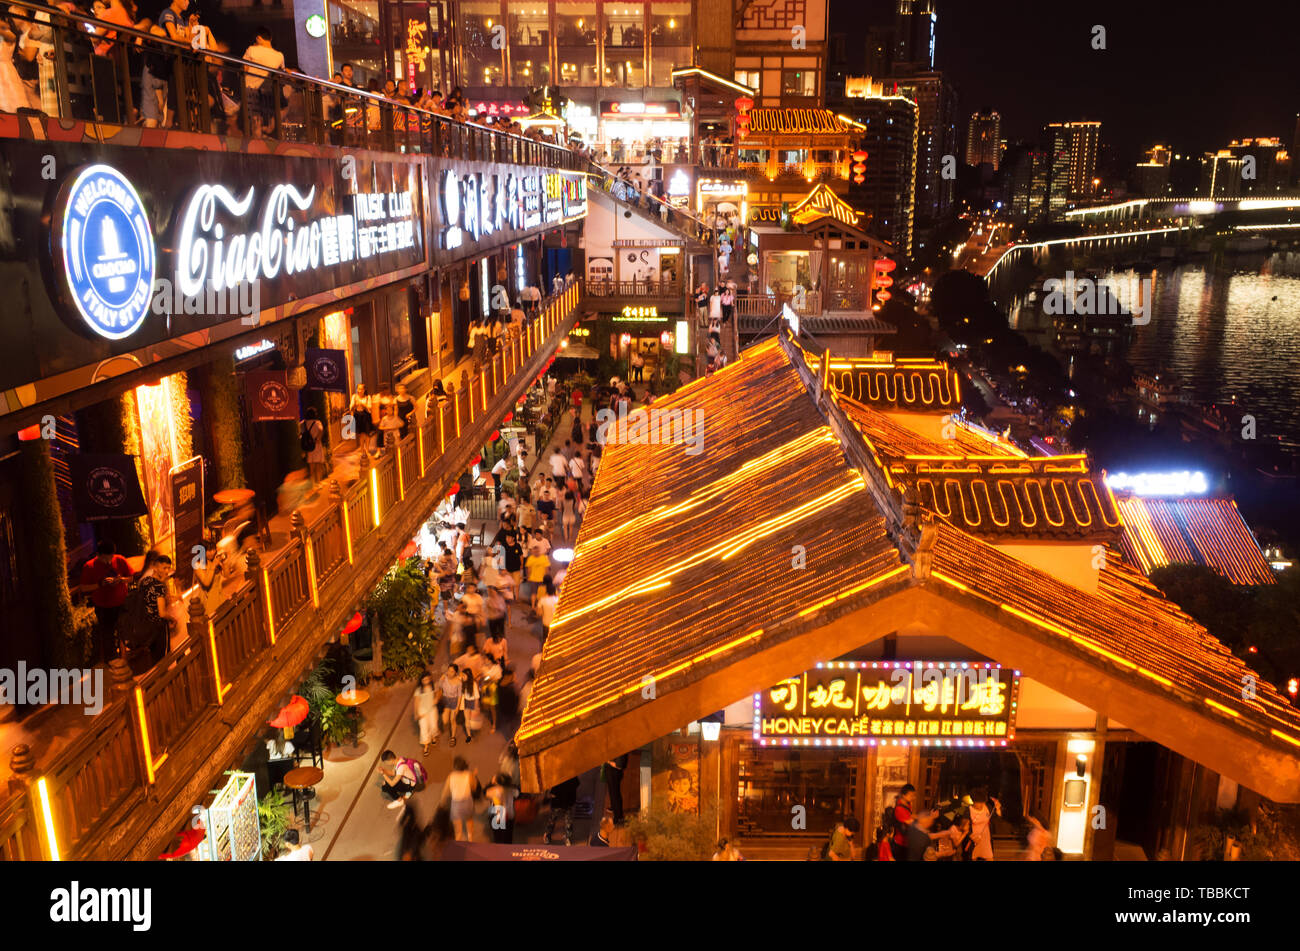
[244,370,297,421]
[304,347,349,392]
[170,457,204,588]
[69,453,149,522]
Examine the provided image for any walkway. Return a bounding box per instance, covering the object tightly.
[292,390,631,859]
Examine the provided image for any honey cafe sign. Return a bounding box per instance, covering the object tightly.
[755,661,1020,747]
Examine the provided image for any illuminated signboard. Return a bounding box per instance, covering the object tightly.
[439,169,585,250]
[54,164,157,340]
[755,661,1020,747]
[698,179,747,196]
[749,206,781,223]
[1104,470,1208,497]
[619,306,659,319]
[600,101,682,118]
[304,13,326,37]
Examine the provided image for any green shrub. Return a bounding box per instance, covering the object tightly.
[365,557,437,678]
[257,789,292,859]
[625,810,716,861]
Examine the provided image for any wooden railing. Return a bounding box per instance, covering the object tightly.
[585,280,684,298]
[0,280,584,861]
[735,291,824,318]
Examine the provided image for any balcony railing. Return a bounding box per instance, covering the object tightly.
[3,3,579,169]
[735,291,823,317]
[0,281,585,861]
[584,280,683,298]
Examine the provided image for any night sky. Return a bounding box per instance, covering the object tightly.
[834,0,1300,164]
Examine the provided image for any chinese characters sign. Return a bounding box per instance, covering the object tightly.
[755,662,1019,747]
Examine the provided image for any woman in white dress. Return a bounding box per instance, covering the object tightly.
[967,788,1002,861]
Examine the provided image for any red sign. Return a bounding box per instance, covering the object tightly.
[471,101,530,117]
[601,101,681,118]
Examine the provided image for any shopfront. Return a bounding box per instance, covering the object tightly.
[696,178,748,231]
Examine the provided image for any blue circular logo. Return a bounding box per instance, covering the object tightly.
[57,164,155,340]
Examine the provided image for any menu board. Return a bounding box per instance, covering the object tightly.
[755,661,1019,747]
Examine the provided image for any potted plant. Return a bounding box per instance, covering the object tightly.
[258,789,292,859]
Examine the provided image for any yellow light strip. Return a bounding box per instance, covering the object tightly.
[370,467,382,528]
[795,564,909,617]
[135,686,157,785]
[1271,728,1300,748]
[36,777,59,861]
[341,502,354,564]
[208,620,228,704]
[417,425,426,472]
[262,572,277,645]
[1205,698,1240,718]
[304,540,320,609]
[395,443,405,499]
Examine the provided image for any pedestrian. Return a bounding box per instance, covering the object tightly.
[484,583,507,640]
[826,817,859,860]
[436,663,463,746]
[458,667,479,741]
[460,583,485,641]
[604,753,628,825]
[721,284,735,324]
[523,546,550,609]
[376,401,402,450]
[479,670,499,733]
[275,828,314,861]
[535,576,558,647]
[902,809,945,861]
[968,787,1001,861]
[300,408,327,484]
[709,285,723,324]
[712,837,744,860]
[242,28,285,136]
[414,672,438,755]
[630,348,644,382]
[1022,812,1052,861]
[590,816,615,847]
[484,626,509,669]
[435,543,458,609]
[490,453,508,501]
[395,804,426,860]
[485,772,518,843]
[694,283,709,325]
[544,775,580,846]
[378,749,419,810]
[441,756,480,841]
[393,382,416,438]
[549,448,567,489]
[349,383,375,451]
[534,485,556,534]
[890,784,917,862]
[77,539,133,664]
[567,452,587,493]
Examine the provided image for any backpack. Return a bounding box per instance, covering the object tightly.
[299,421,317,453]
[399,757,427,787]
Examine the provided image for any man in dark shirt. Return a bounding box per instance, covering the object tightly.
[604,753,629,825]
[77,540,133,663]
[497,530,524,592]
[891,784,916,861]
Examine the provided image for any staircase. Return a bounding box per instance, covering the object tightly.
[586,161,713,249]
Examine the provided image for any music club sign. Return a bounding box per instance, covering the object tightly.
[46,155,424,344]
[437,167,585,251]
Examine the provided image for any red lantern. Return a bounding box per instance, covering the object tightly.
[874,258,896,272]
[876,289,892,301]
[851,150,868,162]
[874,275,894,288]
[853,174,865,184]
[734,96,753,114]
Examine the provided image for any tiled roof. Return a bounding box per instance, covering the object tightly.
[839,395,1024,458]
[516,332,1300,798]
[744,108,864,136]
[516,338,907,749]
[738,313,897,337]
[823,356,962,411]
[1116,496,1276,585]
[928,525,1300,751]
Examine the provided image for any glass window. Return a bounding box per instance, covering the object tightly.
[329,0,384,87]
[509,4,551,85]
[735,69,759,89]
[556,1,598,86]
[602,3,644,87]
[782,68,815,98]
[462,0,505,87]
[648,2,689,86]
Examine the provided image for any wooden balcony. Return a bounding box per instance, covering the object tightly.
[0,283,585,861]
[582,280,686,314]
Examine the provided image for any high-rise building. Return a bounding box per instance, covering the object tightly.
[1201,151,1245,198]
[891,69,957,223]
[1043,123,1072,221]
[893,0,937,70]
[1043,121,1100,209]
[1224,138,1292,193]
[1133,144,1172,197]
[841,76,918,257]
[1002,143,1048,224]
[966,110,1001,170]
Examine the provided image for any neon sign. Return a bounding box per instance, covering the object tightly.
[755,661,1020,747]
[54,164,156,340]
[1104,470,1209,497]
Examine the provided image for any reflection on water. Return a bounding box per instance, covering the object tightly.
[1122,253,1300,451]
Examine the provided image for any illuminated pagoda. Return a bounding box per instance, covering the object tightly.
[516,333,1300,859]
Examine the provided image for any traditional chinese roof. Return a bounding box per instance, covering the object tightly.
[744,108,864,136]
[1115,496,1276,585]
[739,312,897,338]
[516,332,1300,801]
[790,183,861,227]
[840,395,1025,458]
[822,355,962,411]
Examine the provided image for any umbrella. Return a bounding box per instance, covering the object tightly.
[342,612,364,636]
[160,825,206,859]
[268,694,310,730]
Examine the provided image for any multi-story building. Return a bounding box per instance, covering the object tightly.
[1200,150,1244,198]
[891,69,957,225]
[731,0,830,107]
[1223,138,1292,194]
[1002,142,1048,224]
[892,0,936,70]
[1133,143,1172,197]
[1044,120,1100,200]
[839,76,918,257]
[966,110,1001,170]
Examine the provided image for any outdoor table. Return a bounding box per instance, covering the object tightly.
[283,766,325,832]
[213,488,255,506]
[336,689,370,747]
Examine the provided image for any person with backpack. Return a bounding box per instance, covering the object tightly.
[300,408,326,485]
[379,749,425,810]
